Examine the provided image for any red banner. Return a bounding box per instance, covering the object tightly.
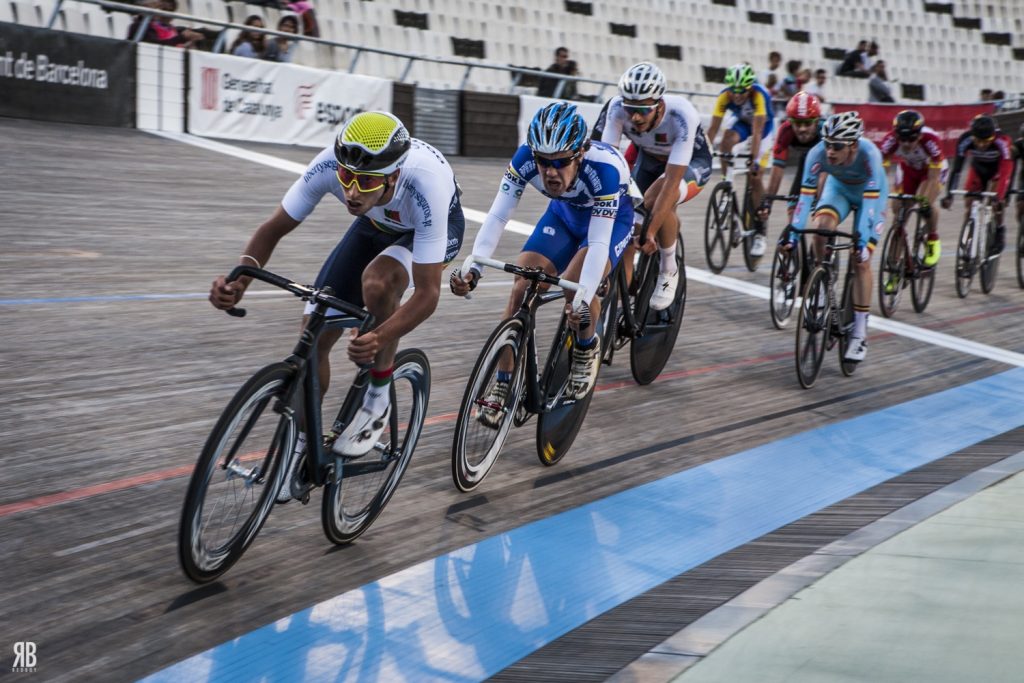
[832,102,997,158]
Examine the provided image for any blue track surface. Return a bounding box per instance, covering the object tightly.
[143,367,1024,683]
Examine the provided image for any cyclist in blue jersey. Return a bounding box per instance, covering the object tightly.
[450,103,634,423]
[788,111,888,363]
[705,63,776,257]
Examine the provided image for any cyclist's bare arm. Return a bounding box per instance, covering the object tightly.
[705,116,723,148]
[210,205,301,309]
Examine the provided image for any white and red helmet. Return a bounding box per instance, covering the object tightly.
[786,91,822,120]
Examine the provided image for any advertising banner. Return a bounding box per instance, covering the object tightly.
[0,23,135,126]
[188,51,392,147]
[833,102,997,158]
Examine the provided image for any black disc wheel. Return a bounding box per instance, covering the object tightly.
[178,362,296,583]
[1016,219,1024,289]
[980,222,1000,294]
[629,239,686,385]
[536,314,595,467]
[703,182,734,273]
[322,348,430,543]
[795,267,832,389]
[838,270,858,377]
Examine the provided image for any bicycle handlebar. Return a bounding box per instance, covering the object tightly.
[712,152,752,159]
[763,194,796,203]
[225,265,372,322]
[949,190,999,198]
[889,193,928,202]
[470,254,582,292]
[794,227,857,241]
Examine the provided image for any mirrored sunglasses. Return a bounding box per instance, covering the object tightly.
[337,165,387,192]
[825,141,854,151]
[534,152,580,169]
[622,103,658,116]
[789,117,818,127]
[973,134,995,143]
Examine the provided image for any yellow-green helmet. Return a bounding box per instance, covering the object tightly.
[724,63,756,91]
[334,111,411,173]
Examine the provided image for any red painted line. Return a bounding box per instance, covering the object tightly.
[926,303,1024,329]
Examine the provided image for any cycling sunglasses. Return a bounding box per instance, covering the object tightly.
[337,165,388,192]
[622,102,658,116]
[789,117,818,127]
[824,141,855,151]
[534,151,581,169]
[972,134,995,143]
[729,86,751,94]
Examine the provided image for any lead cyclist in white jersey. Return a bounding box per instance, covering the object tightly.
[598,61,713,310]
[209,112,464,483]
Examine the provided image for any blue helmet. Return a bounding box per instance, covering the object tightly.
[527,102,587,155]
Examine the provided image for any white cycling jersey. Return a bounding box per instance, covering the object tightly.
[281,139,458,264]
[600,94,705,166]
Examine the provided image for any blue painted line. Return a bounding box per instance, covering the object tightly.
[142,368,1024,683]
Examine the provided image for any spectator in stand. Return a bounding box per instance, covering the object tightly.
[230,15,268,58]
[804,68,828,102]
[838,40,869,78]
[264,13,299,62]
[861,41,879,71]
[128,0,204,48]
[285,0,320,37]
[536,47,579,100]
[991,90,1006,110]
[868,60,895,103]
[778,60,802,100]
[760,51,782,90]
[979,88,994,101]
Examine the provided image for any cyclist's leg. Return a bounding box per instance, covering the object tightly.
[623,150,663,286]
[749,130,773,224]
[719,124,744,173]
[849,185,887,356]
[963,166,983,228]
[987,176,1007,253]
[810,176,851,263]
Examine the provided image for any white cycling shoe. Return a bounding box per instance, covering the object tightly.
[844,336,868,362]
[650,268,679,311]
[750,234,767,257]
[333,404,390,457]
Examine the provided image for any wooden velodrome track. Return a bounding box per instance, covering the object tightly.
[1,116,1022,681]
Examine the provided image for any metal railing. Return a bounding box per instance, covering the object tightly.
[45,0,717,100]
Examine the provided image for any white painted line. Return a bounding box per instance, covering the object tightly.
[152,131,1024,368]
[54,520,175,557]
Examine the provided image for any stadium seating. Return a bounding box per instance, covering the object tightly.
[5,0,1021,105]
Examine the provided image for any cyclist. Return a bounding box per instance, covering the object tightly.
[760,91,823,227]
[878,110,946,272]
[597,61,712,309]
[209,111,464,473]
[787,111,888,363]
[450,102,634,423]
[704,63,776,257]
[941,114,1014,254]
[1012,122,1024,226]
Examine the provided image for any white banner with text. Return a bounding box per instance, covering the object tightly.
[188,52,392,147]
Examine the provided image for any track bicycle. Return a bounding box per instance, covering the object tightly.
[600,212,687,385]
[950,189,1001,297]
[794,227,860,389]
[703,152,761,273]
[876,193,936,317]
[451,256,598,492]
[179,265,430,583]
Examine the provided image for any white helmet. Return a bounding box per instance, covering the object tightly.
[823,111,864,143]
[618,62,666,101]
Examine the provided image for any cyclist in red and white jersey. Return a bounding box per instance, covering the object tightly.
[879,109,946,266]
[760,92,823,229]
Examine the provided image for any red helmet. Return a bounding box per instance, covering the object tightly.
[786,91,822,120]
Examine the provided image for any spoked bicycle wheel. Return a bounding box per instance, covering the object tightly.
[536,313,595,467]
[980,222,1000,294]
[630,240,686,385]
[838,269,858,377]
[910,213,935,313]
[322,348,431,544]
[450,319,526,492]
[703,182,733,273]
[877,222,909,318]
[955,218,975,298]
[769,239,801,329]
[178,362,297,583]
[795,267,832,389]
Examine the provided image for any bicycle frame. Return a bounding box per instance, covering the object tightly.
[224,265,375,491]
[951,189,997,265]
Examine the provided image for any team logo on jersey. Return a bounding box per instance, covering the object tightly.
[810,162,822,175]
[543,226,556,236]
[384,209,401,223]
[655,133,668,144]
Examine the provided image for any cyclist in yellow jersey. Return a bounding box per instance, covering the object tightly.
[704,64,776,256]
